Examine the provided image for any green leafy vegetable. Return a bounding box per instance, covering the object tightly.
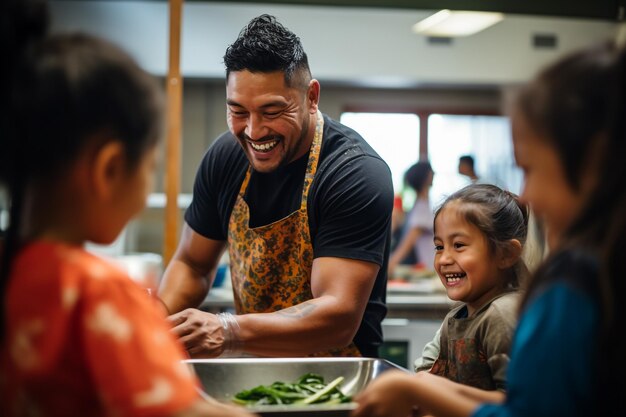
[232,373,352,406]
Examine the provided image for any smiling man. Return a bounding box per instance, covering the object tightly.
[158,15,393,358]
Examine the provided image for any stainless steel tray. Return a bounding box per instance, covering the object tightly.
[186,357,409,416]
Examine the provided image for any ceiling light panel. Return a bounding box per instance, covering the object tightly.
[413,10,504,37]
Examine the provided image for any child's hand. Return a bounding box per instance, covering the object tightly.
[351,370,418,417]
[174,398,258,417]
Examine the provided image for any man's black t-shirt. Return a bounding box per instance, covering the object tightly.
[185,114,393,356]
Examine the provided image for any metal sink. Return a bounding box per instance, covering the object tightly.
[186,357,409,416]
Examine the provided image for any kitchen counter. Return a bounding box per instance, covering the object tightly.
[200,287,454,320]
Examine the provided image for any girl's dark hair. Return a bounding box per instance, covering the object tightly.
[515,41,626,412]
[0,0,49,183]
[223,14,311,89]
[404,161,433,194]
[434,184,530,288]
[0,32,164,340]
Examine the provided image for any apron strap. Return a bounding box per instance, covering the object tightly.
[300,110,324,210]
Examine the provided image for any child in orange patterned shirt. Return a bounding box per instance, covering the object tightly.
[0,4,254,417]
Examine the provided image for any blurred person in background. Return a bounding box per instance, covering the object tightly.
[458,154,480,183]
[388,161,435,277]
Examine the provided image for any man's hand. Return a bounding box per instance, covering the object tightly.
[167,308,225,358]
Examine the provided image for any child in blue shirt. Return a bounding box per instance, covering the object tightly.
[352,40,626,417]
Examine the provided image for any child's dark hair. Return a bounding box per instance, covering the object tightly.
[404,161,433,194]
[514,40,626,412]
[223,14,311,89]
[434,184,530,288]
[0,32,164,340]
[0,0,49,183]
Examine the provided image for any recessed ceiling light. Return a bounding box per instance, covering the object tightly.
[412,10,504,37]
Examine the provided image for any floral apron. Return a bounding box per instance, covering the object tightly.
[227,111,361,357]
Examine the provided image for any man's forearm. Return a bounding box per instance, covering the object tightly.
[235,296,361,357]
[159,259,213,313]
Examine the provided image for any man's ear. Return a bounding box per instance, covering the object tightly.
[91,140,125,201]
[307,79,320,113]
[497,239,523,269]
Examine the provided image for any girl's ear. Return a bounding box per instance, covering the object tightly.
[91,140,126,201]
[497,239,523,269]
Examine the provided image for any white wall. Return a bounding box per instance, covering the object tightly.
[46,0,618,254]
[50,1,618,86]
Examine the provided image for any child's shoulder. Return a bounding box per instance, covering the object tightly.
[490,290,521,307]
[481,291,520,325]
[468,290,520,314]
[16,241,128,286]
[14,241,153,315]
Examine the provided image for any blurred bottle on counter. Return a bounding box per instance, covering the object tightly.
[112,253,163,296]
[84,223,163,295]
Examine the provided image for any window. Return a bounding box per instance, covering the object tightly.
[340,110,523,211]
[428,114,523,205]
[340,112,420,196]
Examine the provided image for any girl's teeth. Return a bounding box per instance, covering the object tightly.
[444,273,465,282]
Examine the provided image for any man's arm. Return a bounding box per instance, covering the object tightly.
[169,254,378,358]
[158,223,227,314]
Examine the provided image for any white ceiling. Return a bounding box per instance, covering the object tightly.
[50,0,619,86]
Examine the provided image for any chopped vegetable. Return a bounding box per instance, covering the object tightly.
[232,373,351,406]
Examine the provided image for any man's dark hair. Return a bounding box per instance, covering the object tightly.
[459,154,475,170]
[223,14,311,89]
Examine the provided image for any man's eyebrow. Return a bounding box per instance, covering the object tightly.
[226,100,287,108]
[226,99,243,107]
[258,101,287,108]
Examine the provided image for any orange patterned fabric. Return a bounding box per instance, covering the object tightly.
[228,111,360,357]
[0,241,199,417]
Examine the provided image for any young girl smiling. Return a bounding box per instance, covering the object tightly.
[415,184,529,391]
